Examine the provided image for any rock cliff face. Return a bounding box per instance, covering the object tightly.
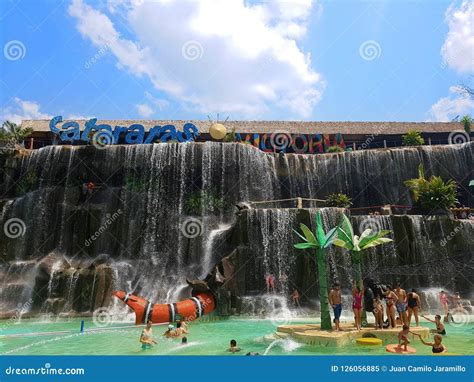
[0,142,472,317]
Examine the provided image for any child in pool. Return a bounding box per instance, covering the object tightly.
[163,324,178,338]
[397,325,415,351]
[227,339,241,353]
[414,333,447,354]
[373,295,384,329]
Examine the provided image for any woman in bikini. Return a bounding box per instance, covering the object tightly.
[384,288,398,328]
[373,295,384,329]
[352,281,364,330]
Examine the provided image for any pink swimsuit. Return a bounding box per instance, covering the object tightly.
[353,293,362,309]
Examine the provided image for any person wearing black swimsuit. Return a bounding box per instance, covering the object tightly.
[422,314,447,335]
[415,333,446,354]
[407,289,421,326]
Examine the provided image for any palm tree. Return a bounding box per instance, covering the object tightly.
[0,120,33,147]
[333,214,393,289]
[293,211,338,330]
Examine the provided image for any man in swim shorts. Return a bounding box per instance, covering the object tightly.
[395,283,408,325]
[329,283,342,331]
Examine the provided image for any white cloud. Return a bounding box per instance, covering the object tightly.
[0,98,52,124]
[441,1,474,73]
[429,86,474,121]
[135,103,154,118]
[68,0,323,118]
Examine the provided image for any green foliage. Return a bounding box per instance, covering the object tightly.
[333,213,392,288]
[460,115,472,134]
[124,175,147,192]
[402,130,424,146]
[223,128,238,142]
[326,193,352,208]
[184,189,225,215]
[0,121,33,147]
[327,145,344,153]
[404,164,458,211]
[15,169,38,196]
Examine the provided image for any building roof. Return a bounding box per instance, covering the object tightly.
[21,119,460,135]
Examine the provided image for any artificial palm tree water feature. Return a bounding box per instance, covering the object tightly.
[293,211,339,330]
[293,211,393,331]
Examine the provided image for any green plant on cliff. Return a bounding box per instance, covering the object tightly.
[124,175,147,192]
[327,145,344,153]
[293,211,338,330]
[0,121,33,147]
[404,164,458,211]
[402,130,424,146]
[332,214,393,290]
[223,128,238,142]
[15,169,38,196]
[185,189,225,215]
[326,193,352,208]
[460,115,472,134]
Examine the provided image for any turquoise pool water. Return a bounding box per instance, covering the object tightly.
[1,317,473,356]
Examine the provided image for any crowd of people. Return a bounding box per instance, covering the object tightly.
[328,282,466,353]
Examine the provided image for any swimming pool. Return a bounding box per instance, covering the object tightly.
[1,317,472,356]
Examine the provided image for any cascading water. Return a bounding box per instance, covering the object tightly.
[0,142,472,317]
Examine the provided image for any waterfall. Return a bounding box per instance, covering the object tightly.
[0,142,472,316]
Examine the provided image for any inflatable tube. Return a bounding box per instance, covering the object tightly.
[356,337,382,346]
[113,290,216,325]
[386,344,416,354]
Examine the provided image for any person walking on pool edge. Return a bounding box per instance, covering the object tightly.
[329,283,342,331]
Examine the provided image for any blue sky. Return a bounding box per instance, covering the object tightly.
[0,0,473,123]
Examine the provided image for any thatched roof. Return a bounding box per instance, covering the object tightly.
[21,119,460,135]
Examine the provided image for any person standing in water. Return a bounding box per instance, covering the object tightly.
[140,320,157,350]
[395,283,408,325]
[439,290,449,317]
[291,289,301,308]
[329,283,342,331]
[373,295,384,329]
[414,333,447,354]
[265,274,276,294]
[227,339,241,353]
[383,288,398,328]
[352,281,364,330]
[422,314,446,335]
[407,289,421,326]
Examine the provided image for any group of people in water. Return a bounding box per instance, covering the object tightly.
[328,282,463,353]
[139,319,189,350]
